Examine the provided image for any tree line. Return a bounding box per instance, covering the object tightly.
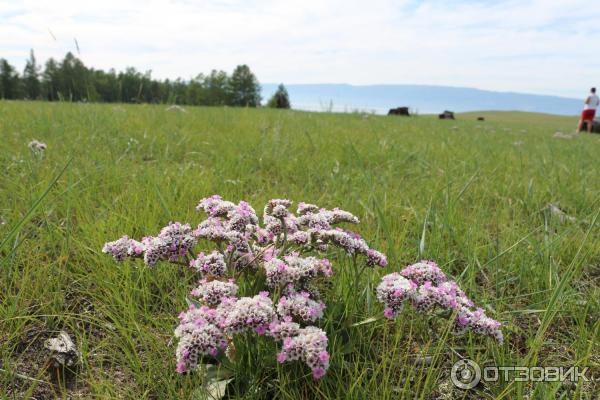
[0,50,281,107]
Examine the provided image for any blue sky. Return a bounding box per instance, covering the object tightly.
[1,0,599,98]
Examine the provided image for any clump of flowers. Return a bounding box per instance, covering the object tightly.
[376,260,503,344]
[103,195,387,379]
[189,251,227,277]
[191,279,238,306]
[104,197,503,383]
[276,326,330,379]
[102,235,143,261]
[28,140,47,158]
[28,139,47,152]
[277,286,326,323]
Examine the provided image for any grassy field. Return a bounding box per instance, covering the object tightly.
[1,101,599,399]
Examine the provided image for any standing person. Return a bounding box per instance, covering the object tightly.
[577,87,599,133]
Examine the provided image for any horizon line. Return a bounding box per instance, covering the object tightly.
[261,83,582,101]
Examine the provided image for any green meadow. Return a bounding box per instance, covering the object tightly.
[1,101,598,399]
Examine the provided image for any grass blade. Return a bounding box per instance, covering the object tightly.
[0,157,72,252]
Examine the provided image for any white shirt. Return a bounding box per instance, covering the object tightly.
[584,94,599,110]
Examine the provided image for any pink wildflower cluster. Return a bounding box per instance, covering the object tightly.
[376,260,503,344]
[259,199,388,267]
[174,304,227,373]
[104,197,504,381]
[277,287,326,323]
[216,292,275,335]
[276,326,330,379]
[189,251,227,277]
[267,316,329,378]
[102,235,143,261]
[190,279,238,306]
[102,222,196,266]
[264,254,332,287]
[142,222,197,266]
[103,195,386,379]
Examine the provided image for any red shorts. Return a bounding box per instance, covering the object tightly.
[581,109,596,120]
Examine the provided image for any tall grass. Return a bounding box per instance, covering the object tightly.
[1,102,598,399]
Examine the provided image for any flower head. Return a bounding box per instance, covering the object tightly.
[28,140,47,152]
[277,289,326,323]
[175,323,228,373]
[190,279,238,306]
[189,251,227,277]
[400,260,446,285]
[217,294,275,334]
[141,222,197,266]
[377,261,502,344]
[275,326,329,379]
[264,255,332,288]
[102,235,143,262]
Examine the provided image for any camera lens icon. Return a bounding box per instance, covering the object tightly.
[451,359,481,389]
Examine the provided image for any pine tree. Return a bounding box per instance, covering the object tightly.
[60,52,92,101]
[205,70,230,106]
[267,84,291,109]
[6,49,266,107]
[42,58,61,100]
[0,59,21,99]
[228,65,261,107]
[23,49,41,100]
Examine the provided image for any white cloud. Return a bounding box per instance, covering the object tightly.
[1,0,599,97]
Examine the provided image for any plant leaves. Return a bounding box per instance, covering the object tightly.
[193,378,233,400]
[205,364,234,381]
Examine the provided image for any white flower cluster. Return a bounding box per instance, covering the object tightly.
[196,195,236,217]
[412,280,473,312]
[456,307,504,344]
[174,304,218,338]
[193,217,228,242]
[174,304,225,373]
[297,202,319,215]
[196,196,259,233]
[375,272,417,316]
[296,207,359,230]
[365,248,389,267]
[264,198,293,219]
[103,223,197,266]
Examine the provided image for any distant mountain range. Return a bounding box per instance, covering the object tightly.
[261,84,581,116]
